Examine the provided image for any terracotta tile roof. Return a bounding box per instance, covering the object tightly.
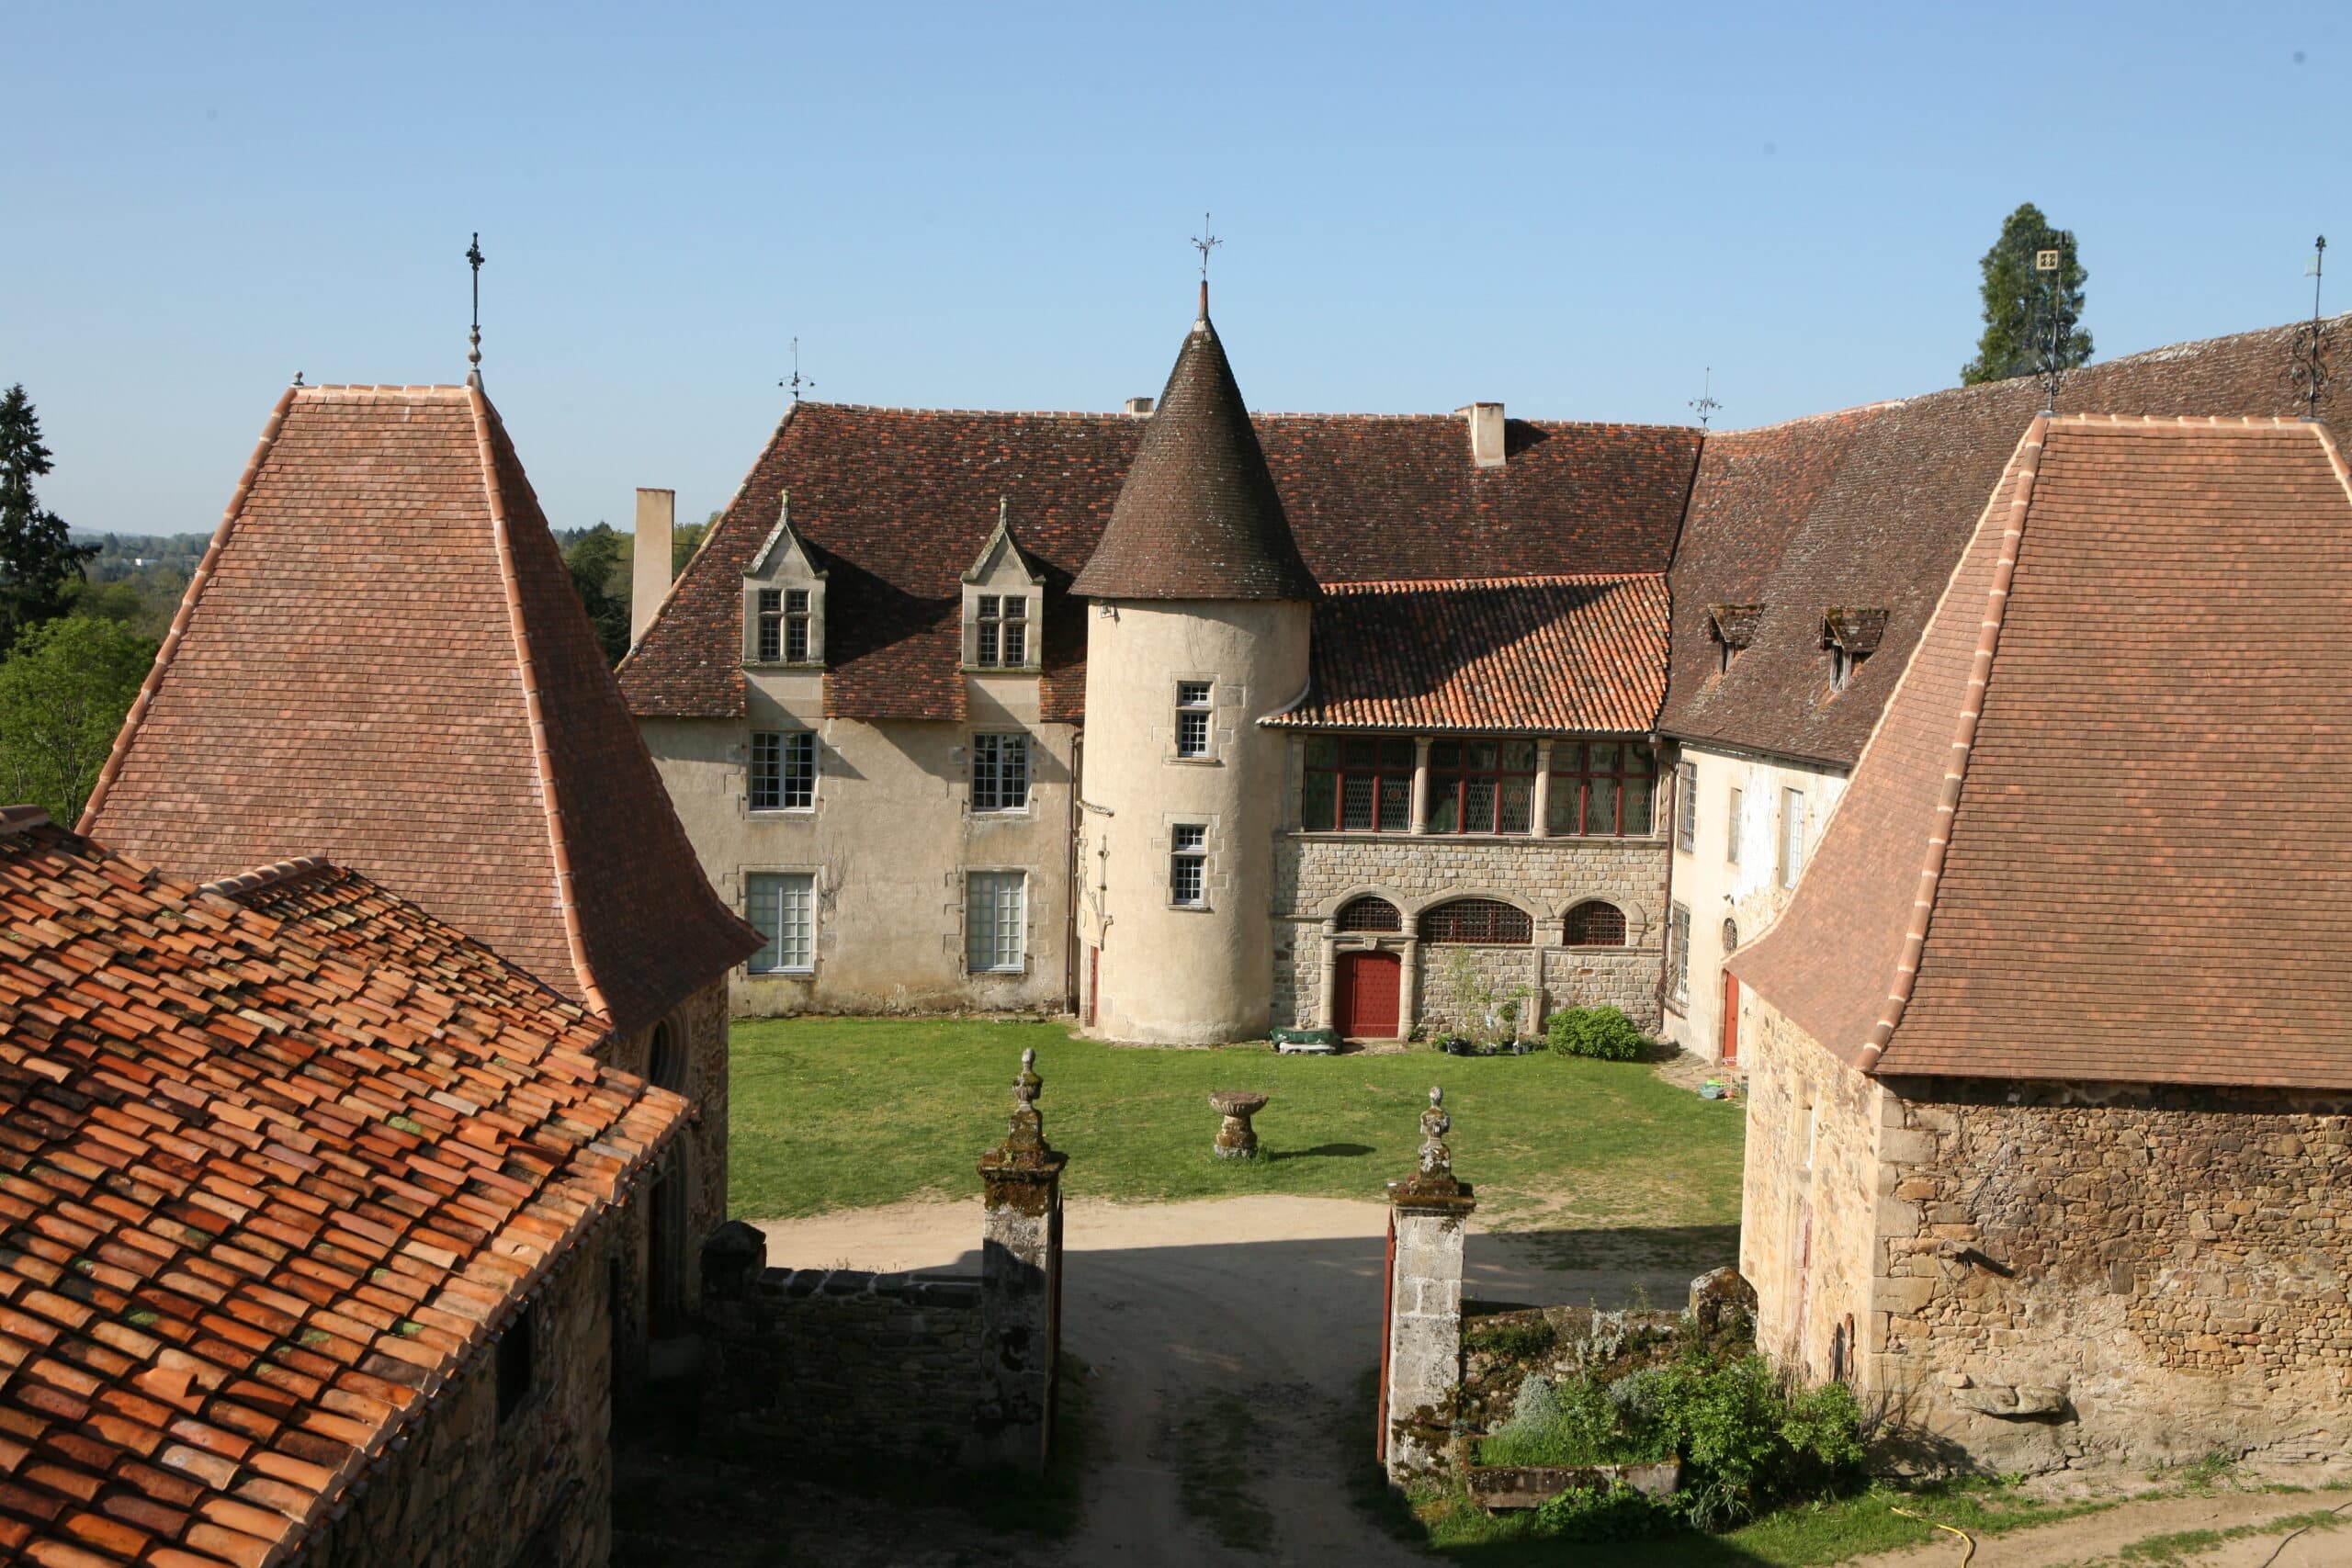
[80,384,761,1037]
[0,816,683,1565]
[1070,296,1317,603]
[1262,575,1668,733]
[619,400,1699,723]
[1731,416,2352,1089]
[1664,315,2352,766]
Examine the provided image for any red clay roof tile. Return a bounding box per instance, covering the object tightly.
[0,818,684,1562]
[1732,416,2352,1088]
[79,384,760,1036]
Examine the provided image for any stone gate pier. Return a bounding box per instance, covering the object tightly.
[1381,1086,1476,1479]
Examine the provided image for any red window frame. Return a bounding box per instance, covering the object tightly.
[1302,736,1416,832]
[1427,739,1538,835]
[1549,740,1659,838]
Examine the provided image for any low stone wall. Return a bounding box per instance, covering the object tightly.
[701,1256,992,1461]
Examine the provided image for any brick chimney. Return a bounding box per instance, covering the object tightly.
[1459,403,1506,468]
[630,488,675,649]
[1125,397,1155,415]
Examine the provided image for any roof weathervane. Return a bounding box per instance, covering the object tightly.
[1689,367,1722,429]
[780,337,815,402]
[1192,212,1221,317]
[465,232,486,387]
[2030,237,2077,416]
[2291,235,2331,422]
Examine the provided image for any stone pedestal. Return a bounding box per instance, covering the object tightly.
[977,1049,1067,1471]
[1211,1090,1269,1157]
[1382,1087,1476,1481]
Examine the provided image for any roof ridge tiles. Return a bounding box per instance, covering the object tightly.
[200,859,334,901]
[1319,571,1666,594]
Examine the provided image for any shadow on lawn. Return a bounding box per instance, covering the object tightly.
[1267,1141,1375,1162]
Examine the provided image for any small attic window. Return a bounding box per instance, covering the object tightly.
[1822,607,1888,695]
[742,494,826,668]
[1708,604,1761,675]
[976,594,1028,668]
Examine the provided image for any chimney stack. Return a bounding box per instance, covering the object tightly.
[630,488,675,649]
[1459,403,1506,468]
[1125,397,1156,415]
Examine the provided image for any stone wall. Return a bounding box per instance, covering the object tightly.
[1274,833,1668,1034]
[701,1258,993,1461]
[1743,992,2352,1474]
[304,1231,614,1568]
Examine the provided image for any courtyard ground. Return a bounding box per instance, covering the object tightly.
[658,1019,2349,1565]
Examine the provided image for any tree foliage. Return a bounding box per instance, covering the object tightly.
[1961,202,2092,386]
[0,386,98,649]
[561,523,632,665]
[0,615,156,826]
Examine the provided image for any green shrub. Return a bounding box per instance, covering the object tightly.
[1480,1375,1640,1467]
[1532,1483,1677,1541]
[1464,1318,1555,1362]
[1546,1005,1647,1061]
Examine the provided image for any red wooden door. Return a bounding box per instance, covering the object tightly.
[1720,971,1740,1064]
[1338,952,1402,1038]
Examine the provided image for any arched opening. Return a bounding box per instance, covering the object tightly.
[1420,898,1532,945]
[647,1019,684,1090]
[1564,900,1627,947]
[1334,896,1402,933]
[648,1147,688,1337]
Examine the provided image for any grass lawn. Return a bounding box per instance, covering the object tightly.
[728,1016,1745,1235]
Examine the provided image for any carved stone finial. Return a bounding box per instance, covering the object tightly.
[1419,1086,1453,1179]
[986,1047,1055,1166]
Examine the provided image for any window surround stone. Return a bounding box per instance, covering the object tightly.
[741,492,828,669]
[960,503,1046,673]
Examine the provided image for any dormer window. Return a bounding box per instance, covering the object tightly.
[1822,607,1888,695]
[1708,604,1761,675]
[961,498,1047,672]
[743,492,825,667]
[976,594,1028,668]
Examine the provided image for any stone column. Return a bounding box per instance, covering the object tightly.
[1530,739,1554,839]
[977,1048,1068,1471]
[1409,738,1433,833]
[1317,920,1340,1030]
[1383,1087,1476,1480]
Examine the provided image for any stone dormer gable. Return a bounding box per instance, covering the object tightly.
[963,499,1046,672]
[742,490,827,667]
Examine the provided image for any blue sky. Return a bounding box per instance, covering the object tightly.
[7,3,2345,536]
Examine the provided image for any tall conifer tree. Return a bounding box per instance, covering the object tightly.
[1962,203,2092,386]
[0,386,96,649]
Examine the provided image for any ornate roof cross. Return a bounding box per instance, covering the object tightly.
[1191,213,1222,280]
[1689,367,1723,429]
[465,233,486,387]
[780,337,815,402]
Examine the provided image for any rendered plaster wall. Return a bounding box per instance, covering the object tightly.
[1665,745,1848,1061]
[700,1267,991,1461]
[303,1234,615,1568]
[636,671,1076,1017]
[1272,829,1668,1033]
[1742,992,2352,1473]
[1077,599,1310,1044]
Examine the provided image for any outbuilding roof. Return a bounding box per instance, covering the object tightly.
[1262,575,1668,734]
[0,815,683,1565]
[1730,415,2352,1088]
[80,383,761,1038]
[1663,316,2352,767]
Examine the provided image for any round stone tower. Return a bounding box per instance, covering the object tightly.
[1071,286,1317,1044]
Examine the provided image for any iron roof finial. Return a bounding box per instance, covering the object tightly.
[465,232,486,388]
[1689,367,1722,429]
[780,338,815,402]
[2292,236,2331,422]
[1192,212,1221,320]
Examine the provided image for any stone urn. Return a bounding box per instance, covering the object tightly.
[1209,1090,1270,1159]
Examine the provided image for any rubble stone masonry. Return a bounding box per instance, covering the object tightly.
[1743,996,2352,1473]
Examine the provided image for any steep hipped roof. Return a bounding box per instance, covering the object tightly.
[1664,316,2352,767]
[620,407,1699,723]
[0,817,683,1565]
[1731,416,2352,1089]
[1070,294,1317,602]
[80,384,760,1037]
[1263,575,1668,734]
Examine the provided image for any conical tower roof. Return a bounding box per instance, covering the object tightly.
[1073,288,1317,601]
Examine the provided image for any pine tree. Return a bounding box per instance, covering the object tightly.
[0,386,97,649]
[1961,203,2093,386]
[561,523,632,665]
